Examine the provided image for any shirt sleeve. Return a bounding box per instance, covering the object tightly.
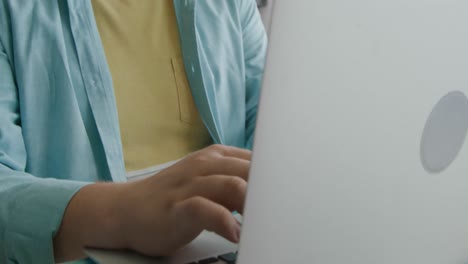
[240,0,268,149]
[0,36,91,264]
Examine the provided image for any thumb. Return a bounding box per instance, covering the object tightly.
[176,196,241,243]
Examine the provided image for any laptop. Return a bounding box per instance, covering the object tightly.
[86,0,468,262]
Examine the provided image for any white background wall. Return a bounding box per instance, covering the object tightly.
[258,0,274,34]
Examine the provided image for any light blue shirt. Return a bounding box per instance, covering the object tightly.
[0,0,267,262]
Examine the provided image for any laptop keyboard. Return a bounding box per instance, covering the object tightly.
[186,251,237,264]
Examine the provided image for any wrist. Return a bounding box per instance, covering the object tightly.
[93,182,130,250]
[54,182,129,261]
[73,182,130,251]
[110,180,145,250]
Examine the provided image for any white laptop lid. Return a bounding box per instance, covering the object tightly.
[238,0,468,263]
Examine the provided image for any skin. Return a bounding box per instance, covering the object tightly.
[53,144,250,262]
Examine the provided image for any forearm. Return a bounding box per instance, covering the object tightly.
[53,182,128,262]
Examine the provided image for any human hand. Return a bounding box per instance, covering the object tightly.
[117,144,251,256]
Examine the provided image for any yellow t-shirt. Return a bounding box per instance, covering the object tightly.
[92,0,212,171]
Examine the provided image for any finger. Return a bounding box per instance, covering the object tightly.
[183,175,247,213]
[198,156,250,180]
[176,196,241,243]
[206,144,252,161]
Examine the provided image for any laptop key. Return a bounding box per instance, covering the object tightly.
[218,252,237,264]
[198,257,219,264]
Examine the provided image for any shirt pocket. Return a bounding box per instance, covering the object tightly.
[171,57,203,125]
